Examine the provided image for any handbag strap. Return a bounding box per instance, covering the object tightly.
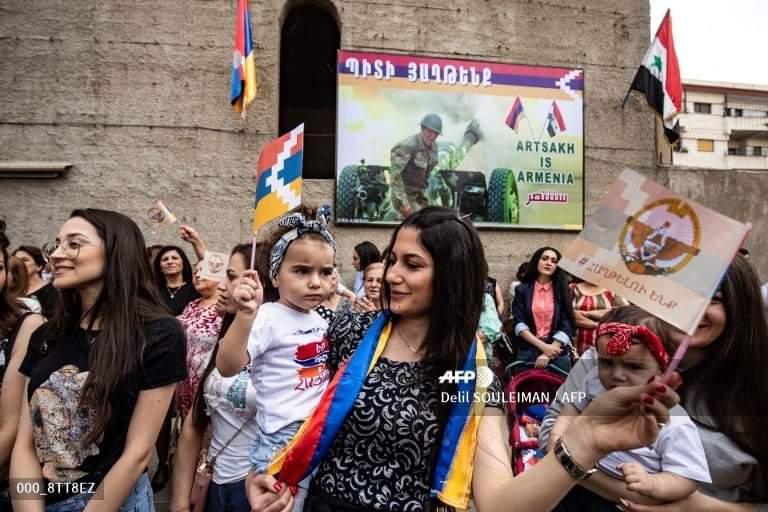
[208,414,255,466]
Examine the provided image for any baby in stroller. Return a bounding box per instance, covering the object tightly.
[550,306,710,510]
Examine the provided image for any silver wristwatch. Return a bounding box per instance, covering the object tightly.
[554,436,597,481]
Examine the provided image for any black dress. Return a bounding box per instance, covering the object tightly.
[308,310,502,512]
[158,282,200,316]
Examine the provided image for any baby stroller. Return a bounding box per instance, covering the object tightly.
[505,361,567,474]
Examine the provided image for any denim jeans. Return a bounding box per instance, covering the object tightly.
[248,421,308,512]
[248,421,303,474]
[45,473,154,512]
[205,478,249,512]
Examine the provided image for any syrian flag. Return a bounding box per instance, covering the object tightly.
[546,100,566,137]
[547,100,565,137]
[627,9,682,145]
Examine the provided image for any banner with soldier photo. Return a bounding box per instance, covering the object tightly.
[334,50,584,229]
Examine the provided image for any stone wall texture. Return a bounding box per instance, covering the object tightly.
[1,0,766,299]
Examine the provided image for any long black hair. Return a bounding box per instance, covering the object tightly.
[678,255,768,486]
[381,207,485,512]
[522,246,574,324]
[152,245,194,289]
[354,241,381,271]
[0,239,24,337]
[13,245,46,277]
[382,207,486,373]
[45,209,170,441]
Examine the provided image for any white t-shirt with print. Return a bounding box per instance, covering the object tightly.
[248,302,330,434]
[203,366,259,484]
[574,367,711,484]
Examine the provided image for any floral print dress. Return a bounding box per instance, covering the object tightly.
[176,298,223,418]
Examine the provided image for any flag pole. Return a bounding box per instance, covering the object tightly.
[537,114,549,143]
[663,334,690,382]
[621,87,633,109]
[250,231,258,270]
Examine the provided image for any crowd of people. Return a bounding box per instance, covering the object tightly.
[0,205,766,512]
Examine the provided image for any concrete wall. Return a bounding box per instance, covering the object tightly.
[2,1,765,297]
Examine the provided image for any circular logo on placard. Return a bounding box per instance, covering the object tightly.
[207,254,225,274]
[147,207,165,223]
[619,198,701,276]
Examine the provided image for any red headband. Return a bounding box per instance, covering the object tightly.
[596,322,669,370]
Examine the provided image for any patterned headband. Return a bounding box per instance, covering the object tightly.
[269,206,335,281]
[596,321,669,370]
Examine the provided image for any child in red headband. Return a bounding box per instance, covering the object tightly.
[551,306,710,511]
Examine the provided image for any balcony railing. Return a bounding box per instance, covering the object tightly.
[726,116,768,133]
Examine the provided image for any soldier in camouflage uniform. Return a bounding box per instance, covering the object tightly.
[384,113,443,220]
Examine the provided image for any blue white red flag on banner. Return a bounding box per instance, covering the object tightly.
[252,124,304,232]
[505,97,525,133]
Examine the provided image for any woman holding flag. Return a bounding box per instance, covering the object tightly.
[238,207,680,512]
[541,254,768,512]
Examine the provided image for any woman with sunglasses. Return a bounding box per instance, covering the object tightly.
[10,209,187,511]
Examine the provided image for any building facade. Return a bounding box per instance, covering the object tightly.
[1,1,767,286]
[673,80,768,170]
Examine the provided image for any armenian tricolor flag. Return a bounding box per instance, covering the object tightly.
[505,96,525,133]
[252,124,304,232]
[268,313,489,509]
[230,0,257,113]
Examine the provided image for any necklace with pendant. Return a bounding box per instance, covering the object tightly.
[395,325,423,354]
[167,284,182,300]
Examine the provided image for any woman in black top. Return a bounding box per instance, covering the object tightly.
[153,245,199,315]
[10,208,187,510]
[242,208,681,512]
[0,233,45,502]
[13,245,57,318]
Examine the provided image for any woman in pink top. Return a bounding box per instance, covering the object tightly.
[176,260,223,418]
[511,246,574,372]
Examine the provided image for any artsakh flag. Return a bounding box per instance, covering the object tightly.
[252,124,304,232]
[505,97,525,133]
[629,9,682,145]
[230,0,257,114]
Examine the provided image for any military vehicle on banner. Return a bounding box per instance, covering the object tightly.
[336,120,520,224]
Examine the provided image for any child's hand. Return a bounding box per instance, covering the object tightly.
[233,270,263,316]
[620,463,656,497]
[534,354,550,369]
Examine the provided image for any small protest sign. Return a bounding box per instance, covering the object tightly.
[146,200,178,230]
[559,169,750,336]
[200,250,228,282]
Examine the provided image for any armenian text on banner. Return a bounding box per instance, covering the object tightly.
[252,124,304,232]
[558,169,751,335]
[334,50,584,230]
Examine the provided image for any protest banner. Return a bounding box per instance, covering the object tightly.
[559,169,751,336]
[335,49,584,229]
